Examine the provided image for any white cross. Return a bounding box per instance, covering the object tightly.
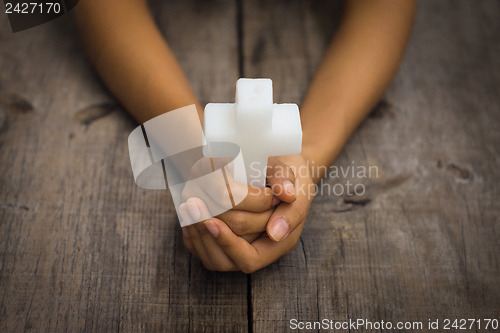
[203,78,302,188]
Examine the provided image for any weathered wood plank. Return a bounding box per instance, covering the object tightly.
[1,0,500,331]
[0,0,247,331]
[153,1,248,332]
[244,0,500,331]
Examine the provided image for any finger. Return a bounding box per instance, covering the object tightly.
[183,192,273,239]
[230,183,278,212]
[241,232,264,243]
[181,157,237,219]
[179,202,193,226]
[188,196,262,269]
[203,218,303,273]
[267,157,297,204]
[189,192,263,241]
[188,198,239,271]
[186,223,215,270]
[181,227,199,258]
[195,221,239,271]
[249,222,304,263]
[181,184,228,222]
[217,209,273,235]
[182,175,277,220]
[203,218,258,273]
[266,194,310,242]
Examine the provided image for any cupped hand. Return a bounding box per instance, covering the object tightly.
[180,156,298,241]
[181,153,315,272]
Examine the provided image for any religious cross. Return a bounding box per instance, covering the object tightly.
[203,78,302,188]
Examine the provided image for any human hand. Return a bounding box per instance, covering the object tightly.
[179,156,298,242]
[181,154,315,272]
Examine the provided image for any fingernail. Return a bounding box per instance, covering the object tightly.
[269,217,289,241]
[283,180,295,196]
[187,202,201,221]
[204,219,219,238]
[272,196,281,206]
[182,227,190,238]
[179,204,192,225]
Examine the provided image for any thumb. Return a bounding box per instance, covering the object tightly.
[266,157,296,204]
[266,195,309,242]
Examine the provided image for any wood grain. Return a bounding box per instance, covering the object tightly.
[0,1,246,332]
[243,0,500,332]
[1,0,499,332]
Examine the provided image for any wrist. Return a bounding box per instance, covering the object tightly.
[301,143,342,184]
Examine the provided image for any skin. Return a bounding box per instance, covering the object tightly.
[74,0,417,273]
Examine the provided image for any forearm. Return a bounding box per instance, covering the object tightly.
[301,0,416,182]
[74,0,201,123]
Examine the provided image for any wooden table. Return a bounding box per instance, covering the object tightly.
[1,0,499,331]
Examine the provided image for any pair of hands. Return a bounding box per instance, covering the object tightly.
[178,154,315,273]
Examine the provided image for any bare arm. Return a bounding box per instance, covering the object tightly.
[302,0,417,182]
[74,0,417,272]
[74,0,415,162]
[73,0,202,123]
[185,0,418,273]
